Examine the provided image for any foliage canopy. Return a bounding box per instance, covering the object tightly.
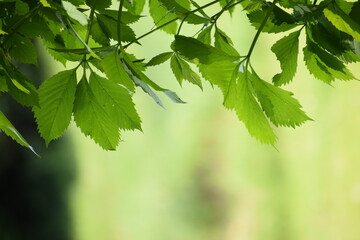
[0,0,359,153]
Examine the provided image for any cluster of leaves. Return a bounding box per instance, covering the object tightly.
[0,0,359,153]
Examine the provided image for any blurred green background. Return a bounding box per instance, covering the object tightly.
[2,1,360,240]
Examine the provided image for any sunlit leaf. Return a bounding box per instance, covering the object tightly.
[34,69,77,145]
[62,1,88,26]
[102,50,135,91]
[146,52,173,67]
[89,72,141,131]
[224,71,277,144]
[324,3,360,41]
[170,54,202,88]
[271,30,301,86]
[74,77,120,150]
[251,70,311,127]
[149,0,178,34]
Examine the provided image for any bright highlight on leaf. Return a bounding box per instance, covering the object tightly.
[62,1,88,26]
[324,4,360,41]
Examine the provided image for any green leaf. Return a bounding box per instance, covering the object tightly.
[86,0,112,10]
[146,52,173,67]
[15,0,29,15]
[350,1,360,24]
[34,69,77,145]
[0,70,8,92]
[102,50,135,91]
[149,0,178,34]
[97,13,136,42]
[99,10,142,24]
[293,3,325,22]
[0,111,39,156]
[7,34,38,65]
[247,5,297,33]
[39,0,51,7]
[4,66,38,107]
[197,25,212,45]
[170,54,202,88]
[214,27,239,56]
[11,78,30,94]
[251,71,311,127]
[62,1,88,26]
[223,71,277,144]
[303,38,355,83]
[74,77,120,150]
[123,0,146,15]
[158,0,209,24]
[219,0,236,14]
[271,30,301,86]
[324,3,360,41]
[199,59,237,95]
[303,45,334,83]
[89,73,141,131]
[278,0,304,8]
[172,35,239,64]
[122,53,186,105]
[308,23,347,56]
[190,0,210,18]
[90,18,110,46]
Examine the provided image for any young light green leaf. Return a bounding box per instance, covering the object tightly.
[34,69,77,145]
[62,1,88,26]
[74,77,120,150]
[303,45,334,83]
[251,71,311,127]
[223,71,277,144]
[102,50,135,91]
[146,52,173,67]
[214,27,239,56]
[271,30,301,86]
[199,59,237,95]
[89,73,142,131]
[39,0,51,7]
[197,25,212,45]
[149,0,178,34]
[11,78,30,94]
[324,4,360,41]
[170,54,202,88]
[0,111,39,156]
